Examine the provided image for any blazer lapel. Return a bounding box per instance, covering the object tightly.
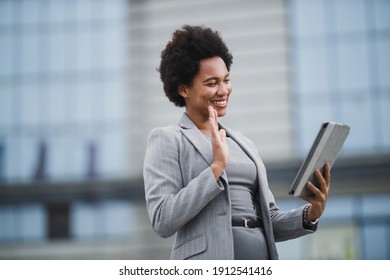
[178,113,228,183]
[178,113,213,165]
[219,123,258,164]
[221,123,279,259]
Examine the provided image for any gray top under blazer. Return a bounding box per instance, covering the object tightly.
[143,113,316,260]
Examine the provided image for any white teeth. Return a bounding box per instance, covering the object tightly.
[213,100,227,105]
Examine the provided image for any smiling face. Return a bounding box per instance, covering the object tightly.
[180,56,232,124]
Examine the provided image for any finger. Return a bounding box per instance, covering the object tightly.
[208,105,215,122]
[315,169,327,192]
[219,128,227,142]
[299,189,317,204]
[324,163,331,186]
[208,105,221,143]
[306,181,322,197]
[208,105,217,131]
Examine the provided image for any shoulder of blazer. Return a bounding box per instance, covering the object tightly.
[148,122,181,138]
[178,113,196,130]
[146,125,183,155]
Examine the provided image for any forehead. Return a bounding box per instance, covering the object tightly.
[197,56,229,78]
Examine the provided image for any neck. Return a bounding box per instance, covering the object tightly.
[185,111,214,134]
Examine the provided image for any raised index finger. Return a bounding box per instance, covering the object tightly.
[208,105,218,127]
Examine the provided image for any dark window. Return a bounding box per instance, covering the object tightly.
[47,204,70,240]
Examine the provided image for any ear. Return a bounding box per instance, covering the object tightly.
[178,85,188,98]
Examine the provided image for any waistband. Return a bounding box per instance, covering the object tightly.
[232,218,262,228]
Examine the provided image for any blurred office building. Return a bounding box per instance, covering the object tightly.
[0,0,389,259]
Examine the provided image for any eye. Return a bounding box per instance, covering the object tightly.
[206,82,217,87]
[224,79,230,84]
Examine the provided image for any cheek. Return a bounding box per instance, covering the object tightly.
[201,90,215,100]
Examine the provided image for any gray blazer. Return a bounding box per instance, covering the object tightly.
[143,113,315,259]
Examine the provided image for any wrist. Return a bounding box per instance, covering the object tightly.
[210,162,225,180]
[303,205,319,226]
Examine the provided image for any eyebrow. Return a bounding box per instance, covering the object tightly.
[202,74,230,83]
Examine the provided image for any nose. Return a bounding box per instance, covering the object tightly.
[217,82,231,95]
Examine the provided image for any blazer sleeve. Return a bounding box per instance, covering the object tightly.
[143,127,225,238]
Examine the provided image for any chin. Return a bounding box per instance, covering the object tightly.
[217,109,227,117]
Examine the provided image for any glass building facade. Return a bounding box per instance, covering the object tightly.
[276,0,390,260]
[0,0,133,243]
[289,0,390,156]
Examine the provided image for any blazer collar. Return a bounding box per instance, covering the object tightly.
[177,113,257,165]
[178,113,230,183]
[178,113,214,165]
[178,112,196,130]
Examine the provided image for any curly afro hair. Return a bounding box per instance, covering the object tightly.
[158,25,233,107]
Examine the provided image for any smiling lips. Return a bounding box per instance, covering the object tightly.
[212,99,228,108]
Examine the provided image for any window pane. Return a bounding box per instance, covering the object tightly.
[20,135,42,181]
[0,141,5,180]
[100,129,128,177]
[21,32,41,74]
[362,224,388,259]
[101,200,133,236]
[44,83,66,126]
[334,0,367,33]
[340,95,374,152]
[20,204,46,241]
[376,38,390,88]
[76,30,92,71]
[90,81,107,123]
[289,0,326,37]
[71,202,97,238]
[0,33,14,75]
[295,45,329,93]
[0,206,15,241]
[63,31,78,72]
[20,0,41,24]
[48,31,66,72]
[321,196,356,221]
[104,80,128,121]
[47,133,71,180]
[0,0,14,25]
[74,0,93,21]
[5,135,22,180]
[20,84,42,126]
[0,88,14,128]
[104,24,127,69]
[48,0,67,23]
[337,41,370,91]
[362,194,390,218]
[380,93,390,148]
[72,82,93,124]
[89,27,106,70]
[63,136,85,179]
[373,0,390,30]
[102,0,128,19]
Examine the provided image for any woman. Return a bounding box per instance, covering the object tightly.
[143,25,330,260]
